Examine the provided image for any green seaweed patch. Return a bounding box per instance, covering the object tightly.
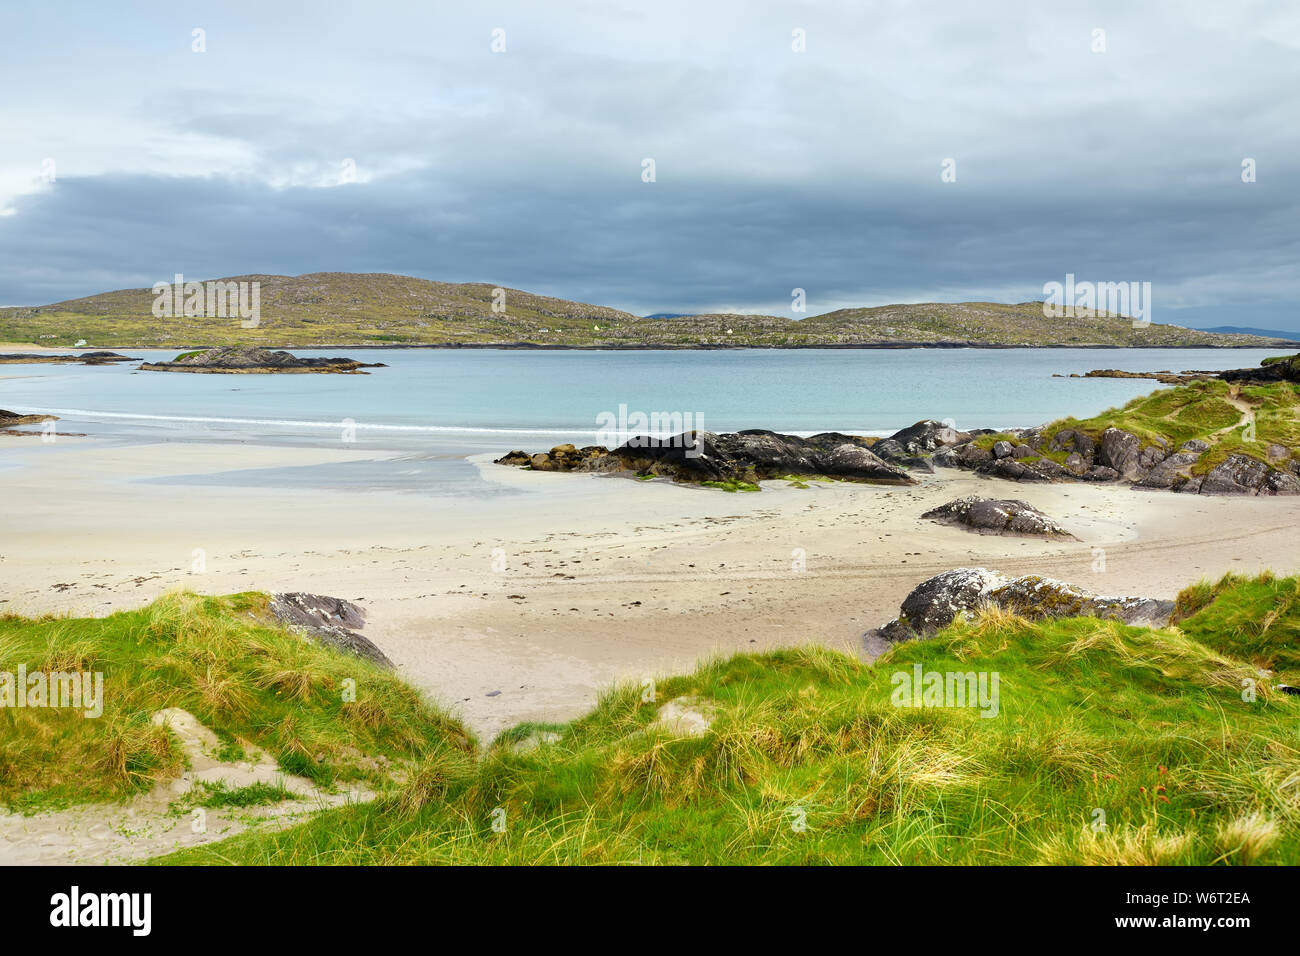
[701,479,761,492]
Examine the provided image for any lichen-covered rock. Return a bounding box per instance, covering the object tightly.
[270,592,392,667]
[988,576,1174,627]
[1098,428,1143,478]
[922,496,1075,537]
[874,568,1010,640]
[1133,449,1203,490]
[1063,452,1089,475]
[977,458,1052,482]
[1049,429,1097,459]
[1195,454,1300,496]
[992,440,1015,459]
[1082,465,1120,481]
[866,568,1174,644]
[954,443,993,465]
[873,420,972,462]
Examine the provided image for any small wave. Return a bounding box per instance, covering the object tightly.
[4,406,909,439]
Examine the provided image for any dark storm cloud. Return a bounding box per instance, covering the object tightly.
[1,0,1298,327]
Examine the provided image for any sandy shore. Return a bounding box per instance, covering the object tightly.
[3,433,1299,741]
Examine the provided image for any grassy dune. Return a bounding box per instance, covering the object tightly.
[0,273,1289,349]
[137,572,1300,866]
[976,378,1300,473]
[0,592,472,813]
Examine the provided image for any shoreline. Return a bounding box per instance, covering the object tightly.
[1,341,1292,353]
[4,433,1298,739]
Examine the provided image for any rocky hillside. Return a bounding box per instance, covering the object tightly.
[0,273,1290,349]
[868,362,1300,496]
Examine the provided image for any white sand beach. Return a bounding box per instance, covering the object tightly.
[4,433,1298,740]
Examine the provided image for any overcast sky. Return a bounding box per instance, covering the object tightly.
[2,0,1297,328]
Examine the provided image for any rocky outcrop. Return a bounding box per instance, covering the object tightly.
[1219,353,1300,385]
[142,346,385,374]
[0,408,57,427]
[867,568,1176,645]
[497,429,916,488]
[0,351,137,365]
[270,592,392,667]
[890,413,1297,497]
[921,496,1074,537]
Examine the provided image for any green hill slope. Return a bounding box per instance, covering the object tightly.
[0,274,1289,349]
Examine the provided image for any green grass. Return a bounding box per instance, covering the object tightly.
[978,379,1300,472]
[153,572,1300,865]
[193,781,294,809]
[0,591,473,812]
[0,273,1288,349]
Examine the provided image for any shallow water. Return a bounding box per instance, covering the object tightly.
[0,347,1279,495]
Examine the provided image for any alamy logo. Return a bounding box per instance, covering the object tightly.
[151,273,261,328]
[1042,273,1152,328]
[595,404,705,458]
[49,886,151,936]
[0,666,103,718]
[891,663,1000,718]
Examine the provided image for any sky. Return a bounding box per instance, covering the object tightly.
[1,0,1298,329]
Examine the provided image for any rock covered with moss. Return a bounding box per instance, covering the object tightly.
[142,346,384,374]
[868,568,1175,646]
[496,430,915,489]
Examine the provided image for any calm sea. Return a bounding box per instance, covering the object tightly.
[0,348,1281,495]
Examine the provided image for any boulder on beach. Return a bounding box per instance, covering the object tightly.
[866,567,1175,646]
[270,592,392,667]
[921,496,1075,537]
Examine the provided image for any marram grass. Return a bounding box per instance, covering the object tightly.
[4,576,1298,863]
[133,572,1300,865]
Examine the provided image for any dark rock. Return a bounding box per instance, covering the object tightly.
[867,568,1175,644]
[921,496,1075,537]
[954,443,992,465]
[1263,469,1300,495]
[142,346,383,374]
[992,440,1014,459]
[1137,445,1168,470]
[1049,429,1098,459]
[1082,465,1120,481]
[978,458,1051,482]
[875,568,1009,640]
[1028,458,1073,480]
[1098,428,1142,478]
[1200,454,1271,495]
[1063,452,1089,475]
[1134,450,1202,489]
[500,429,915,488]
[1010,444,1035,459]
[269,592,393,667]
[877,420,972,457]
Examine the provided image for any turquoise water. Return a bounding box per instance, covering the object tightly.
[0,348,1280,495]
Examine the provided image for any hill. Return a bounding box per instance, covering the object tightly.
[1200,325,1300,342]
[0,273,1291,349]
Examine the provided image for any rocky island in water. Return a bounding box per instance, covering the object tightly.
[140,346,385,374]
